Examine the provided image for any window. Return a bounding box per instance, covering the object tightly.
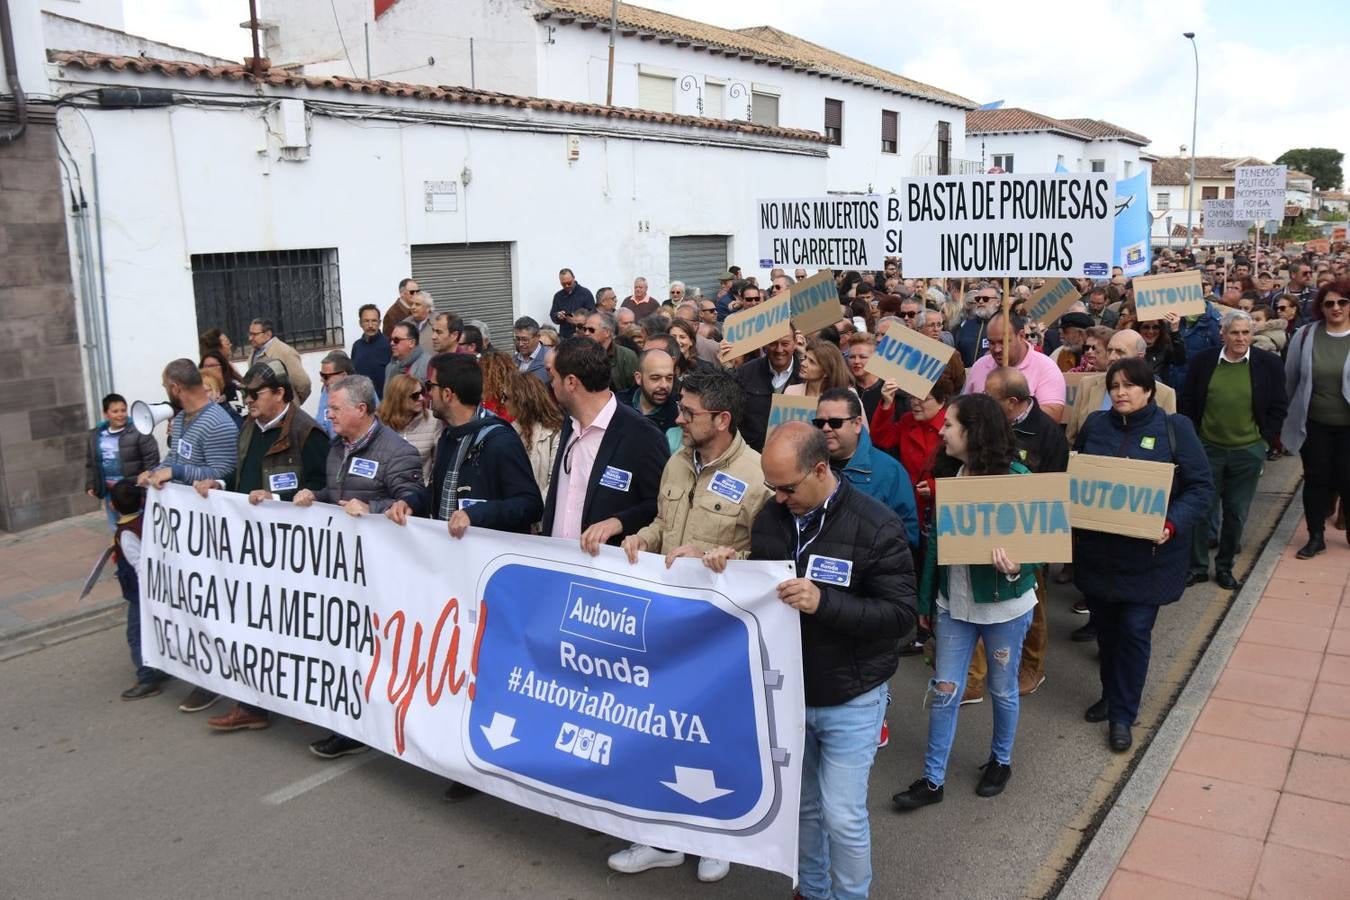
[191,249,343,352]
[751,91,778,126]
[1201,186,1219,200]
[637,73,675,113]
[937,120,951,175]
[1156,193,1171,210]
[992,154,1014,173]
[1224,186,1235,199]
[1123,160,1133,177]
[704,80,724,119]
[881,110,898,153]
[824,98,843,145]
[1056,154,1066,169]
[1090,159,1106,172]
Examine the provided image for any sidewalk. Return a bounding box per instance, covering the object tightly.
[0,510,124,644]
[1097,511,1350,898]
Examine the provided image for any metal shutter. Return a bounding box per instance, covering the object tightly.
[669,235,729,301]
[751,92,778,127]
[410,242,513,348]
[705,82,724,119]
[638,74,675,113]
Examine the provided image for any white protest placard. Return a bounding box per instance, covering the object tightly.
[756,195,902,269]
[788,269,845,334]
[1133,270,1206,321]
[1203,199,1252,243]
[140,486,804,879]
[933,472,1073,565]
[1068,454,1175,540]
[864,326,957,400]
[767,393,822,436]
[900,173,1115,278]
[1234,165,1287,222]
[1024,278,1083,326]
[720,291,792,362]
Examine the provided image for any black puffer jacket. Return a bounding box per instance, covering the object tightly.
[85,424,159,498]
[750,478,917,707]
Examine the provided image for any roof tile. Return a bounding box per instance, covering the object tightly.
[966,108,1089,139]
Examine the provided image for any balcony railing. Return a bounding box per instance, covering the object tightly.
[912,155,985,176]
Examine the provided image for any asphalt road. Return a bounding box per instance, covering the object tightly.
[0,461,1302,900]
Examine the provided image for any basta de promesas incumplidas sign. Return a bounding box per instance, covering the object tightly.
[137,485,806,879]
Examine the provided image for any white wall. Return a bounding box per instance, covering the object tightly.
[41,0,123,30]
[42,12,230,64]
[1151,185,1187,241]
[965,132,1084,174]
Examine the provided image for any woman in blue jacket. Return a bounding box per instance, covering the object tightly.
[892,394,1039,811]
[1074,357,1213,752]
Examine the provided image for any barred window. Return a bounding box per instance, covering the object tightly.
[191,249,344,354]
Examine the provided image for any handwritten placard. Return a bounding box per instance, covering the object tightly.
[720,291,793,362]
[934,473,1073,565]
[1068,454,1175,540]
[767,393,821,436]
[1025,278,1082,325]
[788,269,844,334]
[863,326,957,400]
[1133,271,1206,321]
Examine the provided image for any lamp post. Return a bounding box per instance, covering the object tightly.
[1183,32,1199,251]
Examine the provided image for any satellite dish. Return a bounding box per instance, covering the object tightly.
[130,401,174,435]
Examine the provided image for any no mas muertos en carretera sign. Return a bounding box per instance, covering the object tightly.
[138,486,804,878]
[756,195,901,269]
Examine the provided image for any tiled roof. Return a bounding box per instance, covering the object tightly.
[534,2,976,109]
[47,51,830,143]
[1150,156,1272,184]
[1057,117,1150,146]
[965,108,1090,139]
[1152,157,1190,186]
[1286,169,1314,183]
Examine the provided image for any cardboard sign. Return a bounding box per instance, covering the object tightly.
[720,291,792,362]
[766,393,821,436]
[788,269,845,334]
[1203,199,1251,243]
[1331,225,1347,243]
[1068,454,1175,540]
[900,173,1116,278]
[1233,165,1287,221]
[1063,371,1089,410]
[864,326,957,400]
[1024,278,1082,325]
[933,472,1073,565]
[1305,239,1330,254]
[1133,270,1206,321]
[756,195,901,269]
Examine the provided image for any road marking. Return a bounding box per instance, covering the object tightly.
[263,753,378,805]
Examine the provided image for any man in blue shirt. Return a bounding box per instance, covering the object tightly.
[549,267,594,338]
[351,303,392,395]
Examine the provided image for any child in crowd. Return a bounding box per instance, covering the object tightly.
[109,477,167,700]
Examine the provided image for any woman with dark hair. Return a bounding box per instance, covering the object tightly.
[667,318,717,374]
[870,356,967,527]
[506,370,562,526]
[199,349,245,418]
[199,327,233,360]
[785,339,852,398]
[1281,277,1350,558]
[1073,357,1213,752]
[1138,311,1187,387]
[892,393,1039,810]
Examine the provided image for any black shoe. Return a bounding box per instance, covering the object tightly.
[892,778,944,811]
[309,734,368,759]
[1071,623,1098,643]
[1296,533,1326,560]
[443,780,481,802]
[1215,572,1242,590]
[1109,722,1133,753]
[121,681,163,701]
[898,639,926,657]
[177,687,220,713]
[1208,538,1219,550]
[975,759,1012,798]
[1266,448,1280,461]
[1084,698,1109,723]
[1185,571,1209,587]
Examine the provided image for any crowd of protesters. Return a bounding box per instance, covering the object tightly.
[89,241,1350,899]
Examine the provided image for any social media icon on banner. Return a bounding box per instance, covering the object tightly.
[555,722,579,752]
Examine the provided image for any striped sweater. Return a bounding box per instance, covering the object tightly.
[164,402,240,484]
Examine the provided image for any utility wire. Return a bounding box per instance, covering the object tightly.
[328,0,358,77]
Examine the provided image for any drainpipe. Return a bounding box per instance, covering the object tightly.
[0,0,28,143]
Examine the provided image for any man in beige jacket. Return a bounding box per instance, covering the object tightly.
[1065,328,1176,445]
[247,318,312,404]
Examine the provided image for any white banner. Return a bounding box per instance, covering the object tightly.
[1233,165,1286,222]
[900,173,1116,278]
[139,485,804,879]
[756,195,902,269]
[1203,199,1252,242]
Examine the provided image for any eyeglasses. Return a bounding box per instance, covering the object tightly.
[899,310,918,319]
[1324,298,1349,309]
[699,306,716,313]
[677,404,722,420]
[390,336,411,345]
[812,416,858,430]
[248,330,265,338]
[764,472,811,495]
[562,435,582,475]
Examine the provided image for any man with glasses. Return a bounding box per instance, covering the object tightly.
[512,315,549,383]
[541,336,669,554]
[581,310,639,393]
[315,350,356,438]
[955,282,999,367]
[607,370,767,884]
[898,297,924,329]
[550,267,595,338]
[382,277,420,337]
[594,286,618,315]
[385,321,430,385]
[1274,264,1317,321]
[194,360,328,734]
[730,422,915,900]
[918,309,955,348]
[816,388,919,550]
[247,317,312,403]
[351,303,391,395]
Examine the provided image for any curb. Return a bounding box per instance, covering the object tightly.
[0,598,124,662]
[1056,492,1305,899]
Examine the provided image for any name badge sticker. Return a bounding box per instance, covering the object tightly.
[599,466,632,492]
[1140,436,1156,450]
[807,554,852,587]
[268,472,299,492]
[349,457,379,479]
[176,438,195,459]
[707,471,748,504]
[459,498,486,509]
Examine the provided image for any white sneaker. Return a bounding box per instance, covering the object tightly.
[607,844,685,874]
[697,856,731,882]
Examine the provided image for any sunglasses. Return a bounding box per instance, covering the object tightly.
[699,306,716,313]
[811,416,857,430]
[1324,298,1349,309]
[409,391,423,401]
[899,311,918,318]
[243,388,265,400]
[1276,305,1291,311]
[763,472,810,495]
[580,326,600,334]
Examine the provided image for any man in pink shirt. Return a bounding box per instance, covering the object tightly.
[965,310,1067,423]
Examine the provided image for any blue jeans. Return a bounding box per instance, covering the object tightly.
[798,682,888,900]
[117,561,164,686]
[103,497,118,532]
[924,607,1033,786]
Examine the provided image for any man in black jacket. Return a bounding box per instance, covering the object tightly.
[734,332,802,452]
[743,422,916,900]
[1180,310,1288,589]
[541,337,669,553]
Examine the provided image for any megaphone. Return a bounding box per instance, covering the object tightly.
[130,400,174,435]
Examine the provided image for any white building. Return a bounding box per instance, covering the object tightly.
[964,107,1151,180]
[1285,169,1314,212]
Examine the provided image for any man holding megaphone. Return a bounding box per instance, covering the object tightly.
[136,358,241,715]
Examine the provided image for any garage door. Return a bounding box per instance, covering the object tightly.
[669,235,729,302]
[410,242,513,349]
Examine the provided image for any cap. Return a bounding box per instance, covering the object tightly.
[241,359,290,392]
[716,271,734,282]
[1058,312,1094,330]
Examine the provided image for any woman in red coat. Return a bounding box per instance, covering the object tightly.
[870,357,965,527]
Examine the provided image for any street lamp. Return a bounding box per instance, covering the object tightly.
[1183,32,1198,251]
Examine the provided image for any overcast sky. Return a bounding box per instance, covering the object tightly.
[123,0,1348,171]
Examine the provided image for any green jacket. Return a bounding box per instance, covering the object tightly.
[918,460,1041,615]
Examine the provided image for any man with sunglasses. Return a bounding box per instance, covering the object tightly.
[194,360,329,733]
[955,282,999,367]
[385,321,430,385]
[816,388,919,551]
[1273,263,1317,321]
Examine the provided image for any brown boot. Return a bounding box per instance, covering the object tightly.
[1019,670,1046,696]
[960,682,984,705]
[207,704,270,732]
